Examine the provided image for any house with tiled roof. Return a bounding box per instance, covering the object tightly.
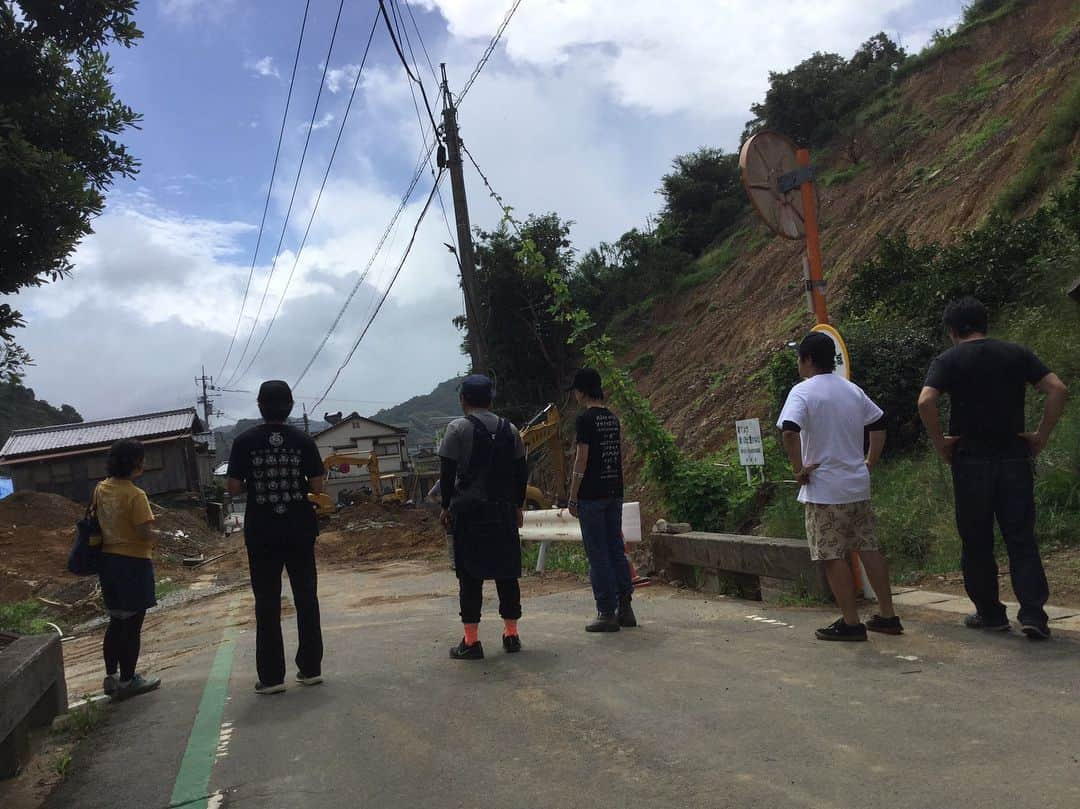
[0,408,205,502]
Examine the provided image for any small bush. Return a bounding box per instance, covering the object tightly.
[629,353,655,374]
[521,542,589,576]
[0,600,53,635]
[820,163,868,187]
[675,238,737,293]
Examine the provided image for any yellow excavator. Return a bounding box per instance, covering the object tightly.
[520,403,567,510]
[308,449,407,518]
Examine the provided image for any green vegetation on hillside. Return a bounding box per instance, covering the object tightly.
[0,379,82,449]
[371,377,464,447]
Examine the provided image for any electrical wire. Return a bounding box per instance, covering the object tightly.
[232,8,381,384]
[461,141,521,235]
[400,0,439,86]
[457,0,524,105]
[308,169,446,412]
[217,0,313,379]
[224,0,349,387]
[378,0,441,140]
[292,139,437,390]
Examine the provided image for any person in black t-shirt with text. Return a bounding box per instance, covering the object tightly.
[567,368,637,633]
[919,298,1067,639]
[227,380,327,693]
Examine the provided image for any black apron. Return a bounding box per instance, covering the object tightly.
[451,416,522,581]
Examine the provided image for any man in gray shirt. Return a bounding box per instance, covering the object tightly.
[438,375,529,660]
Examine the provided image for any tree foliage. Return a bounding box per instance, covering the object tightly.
[0,378,82,447]
[458,214,577,423]
[0,0,142,379]
[744,33,905,148]
[657,148,746,256]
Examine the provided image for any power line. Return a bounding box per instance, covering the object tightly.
[378,0,441,139]
[400,0,439,85]
[225,0,348,387]
[461,141,521,235]
[457,0,524,105]
[292,139,437,390]
[309,169,445,413]
[217,0,313,379]
[233,8,381,384]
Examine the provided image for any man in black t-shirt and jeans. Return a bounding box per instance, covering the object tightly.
[919,298,1067,639]
[568,368,636,633]
[227,380,326,692]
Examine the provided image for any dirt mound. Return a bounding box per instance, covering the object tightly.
[316,503,446,565]
[0,491,84,532]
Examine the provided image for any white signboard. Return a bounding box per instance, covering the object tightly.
[735,418,765,467]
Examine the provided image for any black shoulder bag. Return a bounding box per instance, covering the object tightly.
[67,489,103,576]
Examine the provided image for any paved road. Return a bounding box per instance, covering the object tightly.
[47,561,1080,809]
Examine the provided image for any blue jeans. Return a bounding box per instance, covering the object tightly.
[578,498,632,615]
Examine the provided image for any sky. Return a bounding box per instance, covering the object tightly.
[6,0,968,426]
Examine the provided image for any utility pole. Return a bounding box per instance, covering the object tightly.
[302,403,310,435]
[196,366,214,431]
[439,63,488,374]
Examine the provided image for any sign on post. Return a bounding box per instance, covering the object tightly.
[810,323,851,381]
[735,418,765,484]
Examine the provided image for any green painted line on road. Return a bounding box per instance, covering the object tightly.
[168,617,238,809]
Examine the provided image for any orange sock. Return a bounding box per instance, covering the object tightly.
[463,623,479,645]
[503,619,519,638]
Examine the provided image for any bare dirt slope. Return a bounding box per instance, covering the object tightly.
[623,0,1079,457]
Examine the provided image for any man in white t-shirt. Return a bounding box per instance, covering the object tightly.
[777,332,902,641]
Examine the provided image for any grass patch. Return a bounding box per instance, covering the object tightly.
[629,353,655,374]
[155,578,183,600]
[521,542,590,577]
[996,77,1080,215]
[0,600,53,635]
[819,162,868,187]
[66,696,105,738]
[708,369,730,392]
[675,234,739,293]
[894,1,1021,84]
[949,116,1010,160]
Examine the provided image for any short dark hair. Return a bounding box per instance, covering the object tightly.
[107,439,145,478]
[570,368,604,400]
[798,332,836,372]
[942,296,988,338]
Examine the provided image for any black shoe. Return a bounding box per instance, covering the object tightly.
[617,596,638,628]
[586,614,621,633]
[502,634,522,653]
[866,614,904,635]
[815,618,867,642]
[113,673,162,701]
[450,639,484,660]
[1020,622,1051,640]
[963,613,1010,632]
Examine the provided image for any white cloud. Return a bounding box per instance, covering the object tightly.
[161,0,235,24]
[246,56,280,80]
[305,113,336,132]
[326,64,361,94]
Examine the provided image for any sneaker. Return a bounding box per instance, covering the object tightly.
[1020,622,1051,640]
[963,613,1011,631]
[585,614,621,633]
[617,596,638,628]
[502,634,522,654]
[449,639,484,660]
[866,615,904,635]
[295,672,324,686]
[113,673,161,701]
[815,618,868,642]
[254,681,287,695]
[103,674,118,697]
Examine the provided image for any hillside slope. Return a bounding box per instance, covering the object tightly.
[371,376,463,448]
[622,0,1079,457]
[0,380,82,449]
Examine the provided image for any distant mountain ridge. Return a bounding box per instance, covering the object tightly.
[371,377,463,448]
[0,380,83,450]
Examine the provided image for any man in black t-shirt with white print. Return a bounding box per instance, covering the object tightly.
[227,380,326,693]
[919,298,1067,639]
[567,368,636,633]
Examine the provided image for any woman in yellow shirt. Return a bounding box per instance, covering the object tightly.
[95,440,161,701]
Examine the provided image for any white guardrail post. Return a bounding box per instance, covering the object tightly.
[522,502,642,573]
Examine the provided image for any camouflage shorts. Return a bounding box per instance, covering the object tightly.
[804,500,880,561]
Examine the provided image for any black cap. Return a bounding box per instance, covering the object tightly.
[567,368,603,399]
[257,379,294,405]
[460,374,493,399]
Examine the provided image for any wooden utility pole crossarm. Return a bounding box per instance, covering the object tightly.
[439,63,489,374]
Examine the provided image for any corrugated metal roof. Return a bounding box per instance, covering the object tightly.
[0,408,201,460]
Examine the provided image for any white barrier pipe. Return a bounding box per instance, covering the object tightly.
[520,501,642,543]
